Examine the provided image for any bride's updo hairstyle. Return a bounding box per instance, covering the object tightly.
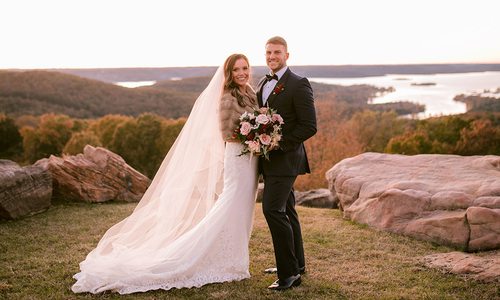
[223,53,256,107]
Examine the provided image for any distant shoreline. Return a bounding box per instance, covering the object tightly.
[3,63,500,83]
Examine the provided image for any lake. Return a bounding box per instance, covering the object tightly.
[115,80,156,88]
[310,71,500,118]
[114,72,500,118]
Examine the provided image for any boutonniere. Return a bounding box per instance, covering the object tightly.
[273,83,285,95]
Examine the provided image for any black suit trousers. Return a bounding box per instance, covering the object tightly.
[262,175,305,279]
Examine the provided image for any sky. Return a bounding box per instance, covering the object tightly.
[1,0,500,69]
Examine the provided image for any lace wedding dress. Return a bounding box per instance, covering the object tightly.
[72,66,258,294]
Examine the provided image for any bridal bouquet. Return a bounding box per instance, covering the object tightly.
[234,107,284,160]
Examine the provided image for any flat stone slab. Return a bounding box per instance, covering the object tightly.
[421,251,500,283]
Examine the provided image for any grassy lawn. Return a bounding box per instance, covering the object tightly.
[0,201,498,299]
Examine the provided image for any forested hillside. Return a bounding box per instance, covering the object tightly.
[0,70,195,118]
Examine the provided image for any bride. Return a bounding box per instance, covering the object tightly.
[72,54,259,294]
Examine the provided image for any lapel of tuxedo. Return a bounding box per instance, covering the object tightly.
[256,77,266,108]
[267,68,291,107]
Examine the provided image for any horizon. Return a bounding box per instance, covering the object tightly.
[1,0,500,69]
[5,62,500,71]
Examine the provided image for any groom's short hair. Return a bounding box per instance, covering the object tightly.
[266,36,288,51]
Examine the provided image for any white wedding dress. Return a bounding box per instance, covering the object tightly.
[72,66,258,294]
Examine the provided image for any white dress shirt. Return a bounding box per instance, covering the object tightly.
[262,66,288,106]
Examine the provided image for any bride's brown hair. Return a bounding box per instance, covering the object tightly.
[223,54,256,107]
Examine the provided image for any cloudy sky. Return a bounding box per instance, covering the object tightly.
[1,0,499,69]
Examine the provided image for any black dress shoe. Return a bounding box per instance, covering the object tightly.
[267,274,301,290]
[264,266,306,274]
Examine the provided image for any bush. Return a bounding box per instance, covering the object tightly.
[386,114,500,155]
[386,130,433,154]
[156,118,186,158]
[63,131,102,155]
[89,115,132,148]
[456,119,500,155]
[20,114,75,163]
[106,113,185,177]
[349,110,409,152]
[416,116,470,153]
[0,114,23,159]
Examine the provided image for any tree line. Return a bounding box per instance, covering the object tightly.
[0,113,185,178]
[2,109,498,191]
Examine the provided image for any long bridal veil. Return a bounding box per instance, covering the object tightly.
[72,66,226,292]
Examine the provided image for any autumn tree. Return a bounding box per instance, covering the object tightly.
[89,115,132,148]
[106,113,185,177]
[385,130,433,154]
[63,131,102,155]
[295,101,363,190]
[386,115,477,155]
[21,114,75,163]
[156,118,186,158]
[415,116,470,153]
[455,119,500,155]
[349,110,409,152]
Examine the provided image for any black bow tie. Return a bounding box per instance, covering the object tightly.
[265,74,278,81]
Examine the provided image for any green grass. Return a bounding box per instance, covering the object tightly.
[0,201,498,299]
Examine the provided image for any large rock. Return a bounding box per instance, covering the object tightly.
[295,189,337,208]
[326,153,500,251]
[0,160,52,219]
[421,251,499,283]
[256,184,336,209]
[35,145,150,203]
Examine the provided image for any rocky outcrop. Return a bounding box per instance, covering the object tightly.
[0,160,52,219]
[326,152,500,251]
[35,145,150,203]
[421,251,499,283]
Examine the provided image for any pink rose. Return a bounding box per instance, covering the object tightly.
[240,122,252,135]
[271,113,284,124]
[245,140,261,153]
[259,107,269,114]
[258,134,272,145]
[256,114,270,125]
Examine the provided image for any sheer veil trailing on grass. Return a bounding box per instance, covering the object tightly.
[72,65,258,294]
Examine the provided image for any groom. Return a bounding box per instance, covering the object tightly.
[257,36,317,290]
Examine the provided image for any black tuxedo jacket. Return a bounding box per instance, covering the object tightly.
[256,68,317,176]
